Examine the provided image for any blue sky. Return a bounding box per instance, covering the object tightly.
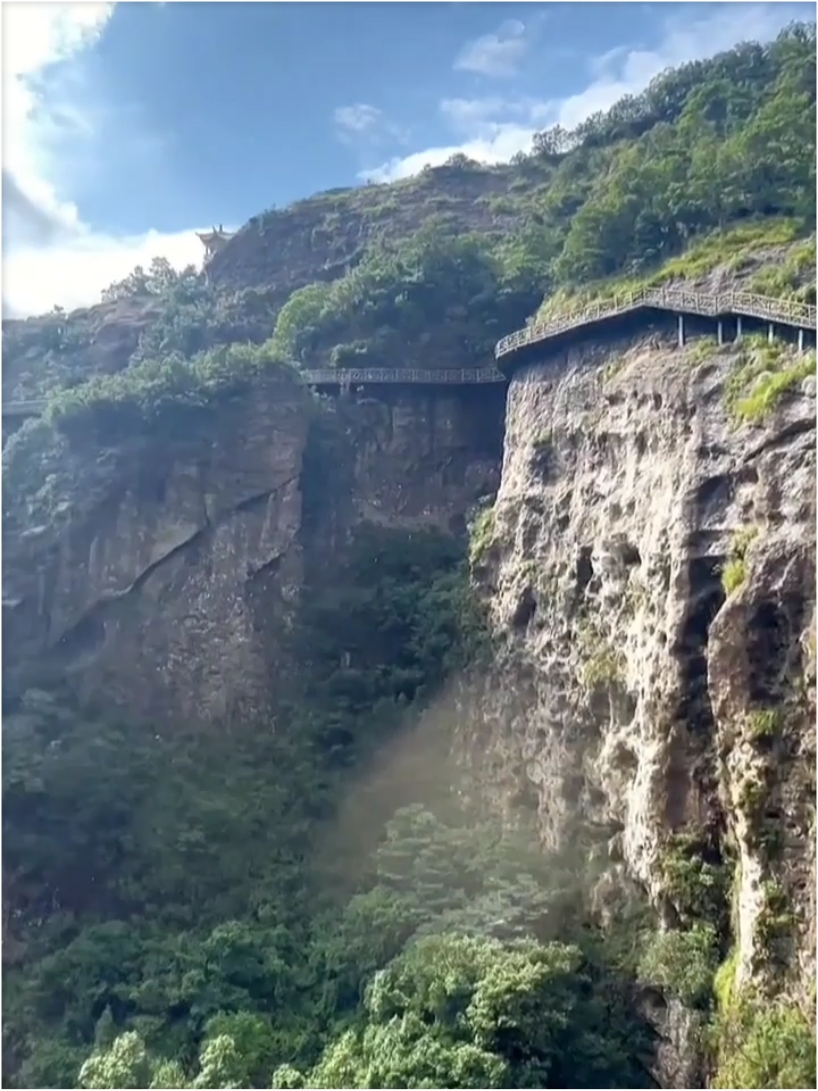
[2,1,813,317]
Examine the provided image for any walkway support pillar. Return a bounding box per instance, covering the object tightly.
[768,323,775,344]
[736,315,742,342]
[798,328,805,354]
[677,314,685,348]
[717,320,724,346]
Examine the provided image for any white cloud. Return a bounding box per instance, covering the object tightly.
[333,102,408,149]
[3,228,206,319]
[364,97,549,183]
[366,2,803,184]
[454,19,528,78]
[334,103,383,141]
[2,2,205,317]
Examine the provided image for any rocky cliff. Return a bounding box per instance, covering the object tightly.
[2,380,504,723]
[463,317,816,1059]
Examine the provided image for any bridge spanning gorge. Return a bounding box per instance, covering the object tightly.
[3,289,815,420]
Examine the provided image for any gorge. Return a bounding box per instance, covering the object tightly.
[2,27,817,1090]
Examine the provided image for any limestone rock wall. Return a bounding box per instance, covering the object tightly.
[2,381,505,725]
[467,321,815,1011]
[3,379,311,724]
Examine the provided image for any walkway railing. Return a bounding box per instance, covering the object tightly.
[495,288,817,359]
[1,368,506,418]
[301,366,504,385]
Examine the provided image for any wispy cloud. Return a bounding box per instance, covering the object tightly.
[333,103,408,148]
[2,2,204,317]
[454,19,528,79]
[366,2,803,184]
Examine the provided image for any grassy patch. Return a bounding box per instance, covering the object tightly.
[658,219,801,281]
[531,429,553,449]
[733,355,815,423]
[723,334,815,425]
[576,620,626,689]
[622,580,649,619]
[711,994,816,1089]
[749,237,816,302]
[755,880,795,961]
[737,776,767,822]
[468,506,497,567]
[685,335,721,367]
[721,558,747,595]
[744,708,781,744]
[721,526,759,595]
[712,949,739,1013]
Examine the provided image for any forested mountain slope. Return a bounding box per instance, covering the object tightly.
[2,25,816,1091]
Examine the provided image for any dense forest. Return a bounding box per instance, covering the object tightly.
[3,25,817,1090]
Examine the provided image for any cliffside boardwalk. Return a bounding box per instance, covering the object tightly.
[3,289,815,419]
[495,286,817,365]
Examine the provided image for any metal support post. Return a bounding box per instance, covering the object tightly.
[736,316,742,342]
[768,323,774,344]
[798,328,805,354]
[677,314,685,348]
[717,320,723,347]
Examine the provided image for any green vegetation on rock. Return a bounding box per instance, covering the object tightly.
[576,619,626,690]
[45,340,299,434]
[537,218,812,320]
[268,226,542,370]
[721,526,760,594]
[468,506,497,567]
[723,336,815,426]
[660,832,730,931]
[712,1001,816,1090]
[638,923,719,1008]
[4,524,657,1089]
[710,965,816,1091]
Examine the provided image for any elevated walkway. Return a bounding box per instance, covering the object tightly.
[495,288,816,370]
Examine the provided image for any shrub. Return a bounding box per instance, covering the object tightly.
[638,923,719,1007]
[712,1002,816,1089]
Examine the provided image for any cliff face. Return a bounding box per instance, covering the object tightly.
[3,377,310,723]
[466,319,815,1014]
[2,296,165,403]
[205,163,529,296]
[2,382,505,724]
